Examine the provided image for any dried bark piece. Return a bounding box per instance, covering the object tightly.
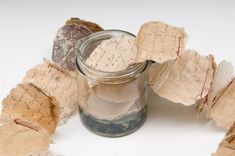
[21,60,77,125]
[0,120,50,156]
[213,122,235,156]
[85,91,136,120]
[148,59,176,90]
[52,24,92,70]
[224,123,235,146]
[66,18,103,32]
[198,61,234,117]
[85,34,137,72]
[149,50,215,105]
[213,145,235,156]
[76,68,147,120]
[210,78,235,129]
[92,78,142,103]
[1,83,59,135]
[135,21,187,63]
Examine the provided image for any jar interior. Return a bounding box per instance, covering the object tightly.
[76,30,148,137]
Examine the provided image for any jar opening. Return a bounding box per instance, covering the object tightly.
[76,30,148,82]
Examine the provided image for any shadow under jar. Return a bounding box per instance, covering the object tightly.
[76,30,148,137]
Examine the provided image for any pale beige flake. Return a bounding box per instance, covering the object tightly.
[85,34,137,72]
[213,122,235,156]
[1,83,59,135]
[213,145,235,156]
[21,59,77,125]
[211,78,235,129]
[92,80,141,103]
[135,21,186,63]
[76,69,147,120]
[198,61,233,117]
[150,50,215,105]
[0,120,50,156]
[148,59,176,91]
[86,91,136,120]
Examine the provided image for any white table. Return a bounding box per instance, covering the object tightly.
[1,0,234,155]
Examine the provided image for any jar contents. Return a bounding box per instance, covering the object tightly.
[85,35,137,72]
[76,31,148,137]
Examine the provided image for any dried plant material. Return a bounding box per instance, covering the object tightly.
[198,61,233,117]
[77,67,147,120]
[66,17,103,32]
[149,50,215,105]
[85,92,136,120]
[52,24,92,70]
[21,60,77,125]
[224,123,235,146]
[135,21,186,63]
[148,59,176,90]
[85,34,137,72]
[1,83,59,135]
[213,122,235,156]
[210,78,235,129]
[0,120,50,156]
[213,146,235,156]
[92,80,141,103]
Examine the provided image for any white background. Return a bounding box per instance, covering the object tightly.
[0,0,235,155]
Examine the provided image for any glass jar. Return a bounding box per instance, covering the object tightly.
[76,30,148,137]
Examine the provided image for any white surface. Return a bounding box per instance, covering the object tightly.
[0,0,234,155]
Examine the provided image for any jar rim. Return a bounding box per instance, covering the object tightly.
[76,29,148,82]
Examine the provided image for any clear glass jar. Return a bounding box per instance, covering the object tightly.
[76,30,148,137]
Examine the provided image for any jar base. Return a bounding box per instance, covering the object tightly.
[79,106,147,138]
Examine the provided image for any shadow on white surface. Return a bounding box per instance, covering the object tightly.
[147,88,225,132]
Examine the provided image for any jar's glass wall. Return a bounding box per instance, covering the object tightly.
[76,30,148,137]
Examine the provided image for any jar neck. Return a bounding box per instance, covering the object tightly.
[76,30,148,84]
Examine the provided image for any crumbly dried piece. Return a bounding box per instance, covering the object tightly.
[210,78,235,129]
[148,59,176,90]
[149,50,215,105]
[1,83,59,135]
[21,60,77,125]
[213,122,235,156]
[85,91,137,120]
[0,120,50,156]
[85,35,137,72]
[76,67,147,120]
[198,61,233,117]
[213,145,235,156]
[66,18,103,32]
[135,21,186,63]
[52,24,92,70]
[92,80,141,103]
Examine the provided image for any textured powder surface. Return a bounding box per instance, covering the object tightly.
[85,34,137,72]
[66,18,103,32]
[213,122,235,156]
[135,21,186,63]
[52,24,92,70]
[198,61,234,117]
[21,60,78,125]
[0,120,50,156]
[1,83,59,135]
[149,50,215,105]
